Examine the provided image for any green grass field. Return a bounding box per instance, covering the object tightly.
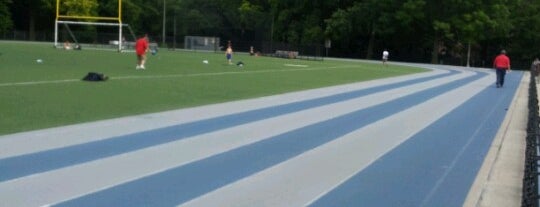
[0,41,427,135]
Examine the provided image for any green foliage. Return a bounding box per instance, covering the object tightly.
[324,9,351,42]
[433,20,452,39]
[302,25,323,45]
[9,0,54,40]
[238,0,264,31]
[6,0,540,67]
[508,0,540,61]
[395,0,425,27]
[0,0,12,33]
[60,0,99,17]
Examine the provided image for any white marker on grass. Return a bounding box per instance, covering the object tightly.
[284,64,308,67]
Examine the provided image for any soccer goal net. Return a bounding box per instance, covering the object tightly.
[184,36,220,52]
[54,0,134,51]
[55,21,136,51]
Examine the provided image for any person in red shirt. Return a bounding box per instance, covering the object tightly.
[135,34,149,70]
[493,49,511,88]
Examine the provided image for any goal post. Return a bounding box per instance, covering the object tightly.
[54,0,125,51]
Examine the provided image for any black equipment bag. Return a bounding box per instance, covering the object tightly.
[82,72,108,81]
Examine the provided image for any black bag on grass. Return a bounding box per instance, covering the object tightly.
[82,72,108,81]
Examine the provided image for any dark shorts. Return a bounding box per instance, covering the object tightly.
[226,54,232,60]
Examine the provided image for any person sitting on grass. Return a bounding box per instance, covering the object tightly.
[63,40,72,50]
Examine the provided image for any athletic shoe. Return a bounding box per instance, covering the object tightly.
[141,65,145,69]
[136,65,140,70]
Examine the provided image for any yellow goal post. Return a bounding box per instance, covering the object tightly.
[54,0,126,51]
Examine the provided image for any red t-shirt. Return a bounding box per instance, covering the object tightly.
[493,54,510,69]
[135,37,149,55]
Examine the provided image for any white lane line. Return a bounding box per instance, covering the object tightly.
[180,74,494,207]
[418,76,511,206]
[0,69,446,159]
[0,65,360,87]
[0,70,471,207]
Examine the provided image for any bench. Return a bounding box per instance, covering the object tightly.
[275,50,298,59]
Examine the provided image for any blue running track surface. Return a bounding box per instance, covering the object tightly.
[0,66,523,207]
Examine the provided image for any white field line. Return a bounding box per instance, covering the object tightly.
[0,79,81,86]
[284,64,309,67]
[0,65,357,87]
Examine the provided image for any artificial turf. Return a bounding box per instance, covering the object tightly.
[0,41,426,135]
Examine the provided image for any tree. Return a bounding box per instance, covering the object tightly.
[412,0,512,65]
[60,0,98,16]
[506,0,540,66]
[10,0,54,40]
[324,4,361,57]
[238,0,263,37]
[447,2,488,66]
[269,0,337,45]
[6,0,539,67]
[325,0,404,58]
[324,9,352,43]
[0,0,13,34]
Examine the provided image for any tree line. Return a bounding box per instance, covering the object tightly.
[2,0,540,68]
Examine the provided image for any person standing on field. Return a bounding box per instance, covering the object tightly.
[135,34,149,70]
[493,49,511,88]
[382,49,389,66]
[226,41,233,65]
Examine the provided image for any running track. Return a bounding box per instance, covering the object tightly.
[0,64,523,206]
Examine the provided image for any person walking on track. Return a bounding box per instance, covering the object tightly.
[493,49,511,88]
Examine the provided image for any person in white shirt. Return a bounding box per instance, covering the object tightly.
[382,50,389,66]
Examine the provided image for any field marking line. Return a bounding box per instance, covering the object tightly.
[0,79,81,86]
[284,64,309,67]
[0,65,358,87]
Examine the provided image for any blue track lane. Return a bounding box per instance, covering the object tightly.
[55,72,486,206]
[0,70,458,182]
[311,72,522,207]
